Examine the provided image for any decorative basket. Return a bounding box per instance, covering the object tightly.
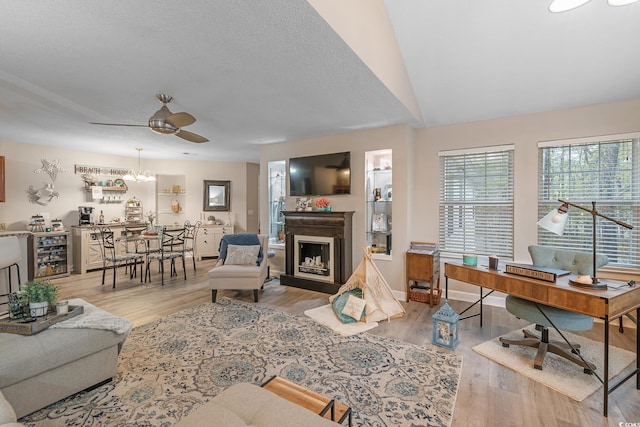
[409,286,442,305]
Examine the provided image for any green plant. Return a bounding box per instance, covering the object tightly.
[208,215,215,221]
[20,279,58,306]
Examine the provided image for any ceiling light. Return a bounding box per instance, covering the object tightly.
[123,148,156,182]
[549,0,639,11]
[549,0,592,12]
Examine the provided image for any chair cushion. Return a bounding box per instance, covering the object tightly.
[208,264,264,279]
[219,234,264,265]
[505,295,594,331]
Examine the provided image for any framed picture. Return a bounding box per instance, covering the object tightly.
[203,180,230,211]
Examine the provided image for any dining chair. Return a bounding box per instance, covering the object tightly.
[95,226,145,289]
[146,226,187,285]
[183,220,201,271]
[123,223,149,280]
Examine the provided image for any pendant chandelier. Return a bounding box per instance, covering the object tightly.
[549,0,639,12]
[123,148,156,182]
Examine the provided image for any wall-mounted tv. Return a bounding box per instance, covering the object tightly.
[289,152,351,196]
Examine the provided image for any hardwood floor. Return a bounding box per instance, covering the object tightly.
[52,261,639,427]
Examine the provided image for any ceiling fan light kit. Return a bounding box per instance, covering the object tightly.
[549,0,639,12]
[91,94,209,143]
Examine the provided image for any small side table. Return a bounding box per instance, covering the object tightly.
[262,375,352,426]
[406,250,441,306]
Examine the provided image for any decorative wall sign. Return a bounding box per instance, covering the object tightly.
[74,164,131,177]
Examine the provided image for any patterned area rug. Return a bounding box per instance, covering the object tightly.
[21,298,463,427]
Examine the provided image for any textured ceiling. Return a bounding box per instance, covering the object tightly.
[1,0,639,162]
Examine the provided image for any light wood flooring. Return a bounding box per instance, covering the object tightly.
[51,259,639,427]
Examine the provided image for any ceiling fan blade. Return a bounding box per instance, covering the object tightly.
[90,122,148,128]
[165,112,195,128]
[176,129,209,143]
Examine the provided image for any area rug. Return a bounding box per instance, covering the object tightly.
[472,325,635,401]
[21,298,463,427]
[304,304,379,336]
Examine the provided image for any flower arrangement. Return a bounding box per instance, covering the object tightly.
[146,210,156,225]
[315,197,331,211]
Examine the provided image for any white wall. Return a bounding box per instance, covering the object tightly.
[0,140,258,233]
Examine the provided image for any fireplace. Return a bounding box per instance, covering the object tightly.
[280,211,354,294]
[294,235,334,283]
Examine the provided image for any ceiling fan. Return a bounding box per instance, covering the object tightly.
[91,94,209,143]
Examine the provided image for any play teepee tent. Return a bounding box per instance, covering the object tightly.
[331,249,406,322]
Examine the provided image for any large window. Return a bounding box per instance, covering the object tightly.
[439,146,514,259]
[538,134,640,269]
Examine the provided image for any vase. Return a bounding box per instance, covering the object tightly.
[326,206,332,211]
[29,301,49,318]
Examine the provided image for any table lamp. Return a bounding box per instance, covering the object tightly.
[537,199,633,290]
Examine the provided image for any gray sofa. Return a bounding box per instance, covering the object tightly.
[175,382,340,427]
[0,390,24,427]
[0,309,130,419]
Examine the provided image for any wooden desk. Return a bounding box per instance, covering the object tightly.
[444,262,640,417]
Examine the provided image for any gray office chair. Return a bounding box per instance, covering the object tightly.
[499,245,607,373]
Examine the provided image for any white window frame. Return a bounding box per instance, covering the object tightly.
[439,145,515,259]
[537,133,640,269]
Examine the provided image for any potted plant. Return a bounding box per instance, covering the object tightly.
[207,215,216,225]
[20,278,58,317]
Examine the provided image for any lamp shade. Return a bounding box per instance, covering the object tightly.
[537,207,569,235]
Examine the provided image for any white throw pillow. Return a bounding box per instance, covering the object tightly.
[225,244,261,265]
[341,294,367,321]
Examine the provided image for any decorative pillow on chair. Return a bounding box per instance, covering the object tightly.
[219,234,264,265]
[224,244,261,265]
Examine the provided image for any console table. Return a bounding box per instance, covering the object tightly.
[444,262,640,417]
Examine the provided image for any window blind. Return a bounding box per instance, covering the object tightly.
[439,147,514,259]
[538,137,640,269]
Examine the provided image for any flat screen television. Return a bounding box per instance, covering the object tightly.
[289,152,351,196]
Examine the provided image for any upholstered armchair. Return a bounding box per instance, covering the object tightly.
[209,234,268,302]
[499,245,608,373]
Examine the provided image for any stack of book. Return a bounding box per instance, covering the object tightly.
[408,241,438,254]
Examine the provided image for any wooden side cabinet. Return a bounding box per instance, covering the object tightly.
[196,225,234,259]
[406,250,441,306]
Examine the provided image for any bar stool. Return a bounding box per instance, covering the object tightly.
[0,236,22,297]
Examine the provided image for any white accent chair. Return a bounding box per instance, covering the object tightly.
[209,234,268,303]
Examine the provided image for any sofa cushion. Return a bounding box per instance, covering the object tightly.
[175,383,339,427]
[0,328,123,389]
[225,244,261,266]
[0,390,20,427]
[219,234,264,265]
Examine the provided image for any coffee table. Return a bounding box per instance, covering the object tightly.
[261,376,351,426]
